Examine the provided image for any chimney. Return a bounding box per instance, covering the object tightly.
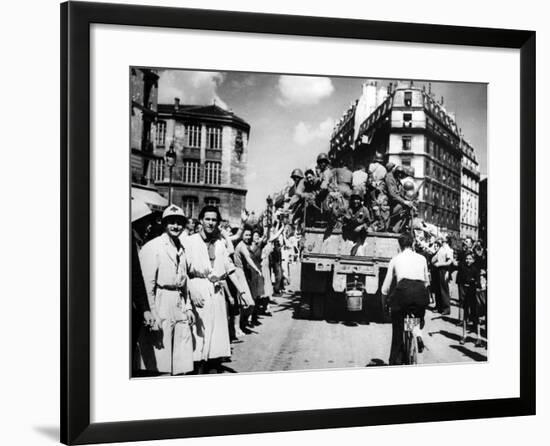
[174,97,180,110]
[440,96,444,105]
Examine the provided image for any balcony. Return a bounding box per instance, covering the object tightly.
[205,148,222,161]
[391,119,425,129]
[182,147,201,159]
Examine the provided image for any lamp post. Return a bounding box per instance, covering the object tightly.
[165,141,177,205]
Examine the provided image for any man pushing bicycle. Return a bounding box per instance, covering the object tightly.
[381,233,430,365]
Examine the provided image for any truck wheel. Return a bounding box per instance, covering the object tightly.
[311,292,326,320]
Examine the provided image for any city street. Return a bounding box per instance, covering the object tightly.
[224,284,487,373]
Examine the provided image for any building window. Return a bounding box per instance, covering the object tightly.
[206,126,222,149]
[181,160,200,183]
[151,159,165,182]
[205,161,221,185]
[205,197,220,207]
[235,130,244,160]
[402,136,412,151]
[402,158,411,168]
[155,121,166,146]
[403,113,413,128]
[185,124,201,148]
[182,196,198,218]
[404,91,412,107]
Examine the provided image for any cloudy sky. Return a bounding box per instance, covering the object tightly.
[158,69,487,213]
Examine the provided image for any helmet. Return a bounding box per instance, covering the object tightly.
[394,165,405,176]
[374,152,385,163]
[317,153,329,163]
[290,168,304,179]
[162,204,186,223]
[403,179,415,191]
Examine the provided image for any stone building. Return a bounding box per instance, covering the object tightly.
[130,68,168,211]
[330,81,464,236]
[460,138,480,239]
[478,176,488,245]
[152,99,251,226]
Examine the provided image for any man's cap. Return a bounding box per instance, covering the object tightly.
[317,153,329,163]
[386,162,395,172]
[162,204,186,221]
[291,168,304,179]
[350,192,362,200]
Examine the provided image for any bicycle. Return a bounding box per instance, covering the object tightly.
[403,312,421,365]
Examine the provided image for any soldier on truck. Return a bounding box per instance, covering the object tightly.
[385,164,416,232]
[342,193,373,255]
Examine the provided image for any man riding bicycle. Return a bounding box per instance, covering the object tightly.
[381,233,430,365]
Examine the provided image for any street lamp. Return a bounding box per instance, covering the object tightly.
[165,141,177,205]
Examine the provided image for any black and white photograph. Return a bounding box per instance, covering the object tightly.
[130,68,488,376]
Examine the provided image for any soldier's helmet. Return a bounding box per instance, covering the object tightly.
[162,204,187,223]
[403,179,415,191]
[394,165,406,176]
[374,152,385,163]
[290,168,304,179]
[317,153,329,163]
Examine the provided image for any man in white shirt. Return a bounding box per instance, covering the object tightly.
[381,232,430,365]
[431,236,454,315]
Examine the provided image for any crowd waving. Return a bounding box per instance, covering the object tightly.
[132,202,301,376]
[132,150,487,375]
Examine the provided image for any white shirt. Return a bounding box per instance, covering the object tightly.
[352,170,368,189]
[432,244,453,267]
[381,248,430,295]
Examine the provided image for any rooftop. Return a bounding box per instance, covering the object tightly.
[157,103,250,131]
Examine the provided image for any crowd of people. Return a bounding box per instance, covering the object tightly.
[275,151,420,238]
[131,149,488,373]
[131,201,301,376]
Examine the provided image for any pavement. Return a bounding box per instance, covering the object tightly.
[225,285,487,373]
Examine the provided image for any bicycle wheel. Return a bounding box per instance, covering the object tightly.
[409,334,418,365]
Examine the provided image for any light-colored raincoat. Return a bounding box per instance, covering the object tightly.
[138,233,193,375]
[184,233,232,361]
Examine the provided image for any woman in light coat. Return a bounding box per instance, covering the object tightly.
[138,205,194,376]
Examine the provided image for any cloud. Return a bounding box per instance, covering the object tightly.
[277,75,334,106]
[157,70,228,109]
[293,118,335,146]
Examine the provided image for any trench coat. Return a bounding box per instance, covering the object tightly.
[184,233,232,361]
[138,233,193,375]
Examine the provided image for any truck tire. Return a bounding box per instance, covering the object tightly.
[310,292,326,320]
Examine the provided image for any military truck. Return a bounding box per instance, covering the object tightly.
[300,206,400,322]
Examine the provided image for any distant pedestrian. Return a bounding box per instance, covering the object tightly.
[431,236,454,315]
[457,252,483,347]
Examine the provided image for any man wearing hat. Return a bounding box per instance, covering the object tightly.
[138,204,195,375]
[342,192,373,254]
[315,152,334,193]
[367,153,389,230]
[385,164,415,232]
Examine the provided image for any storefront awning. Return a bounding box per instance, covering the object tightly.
[131,187,168,212]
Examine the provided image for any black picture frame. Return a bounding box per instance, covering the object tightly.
[61,1,536,444]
